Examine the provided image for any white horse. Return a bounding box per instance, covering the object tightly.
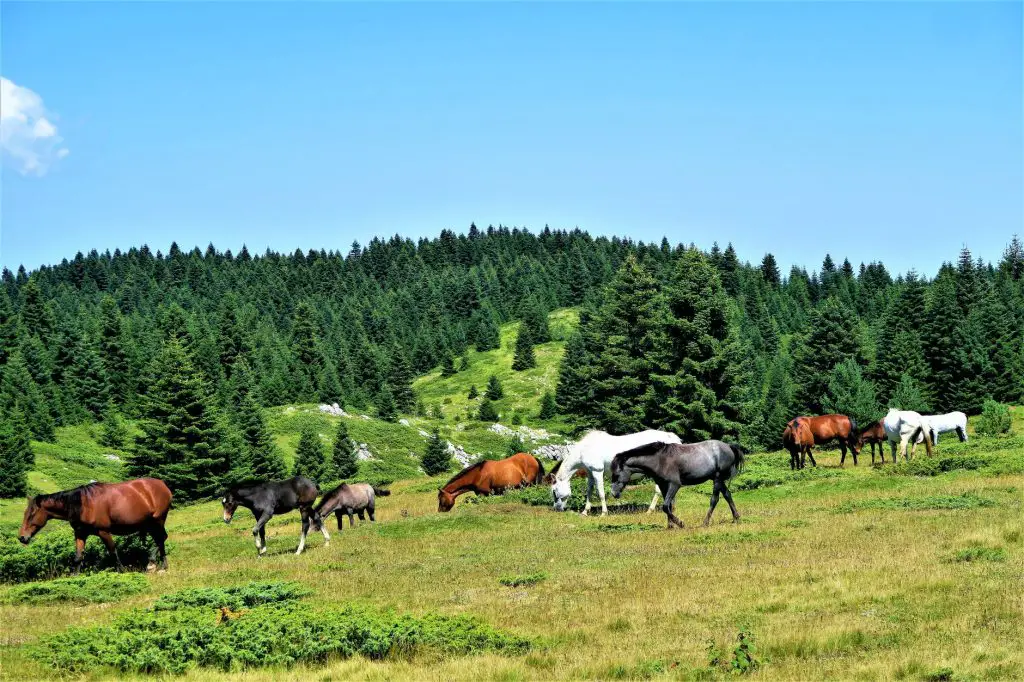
[882,408,934,461]
[550,429,682,516]
[915,411,968,445]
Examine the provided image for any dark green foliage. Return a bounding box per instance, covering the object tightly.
[760,253,780,287]
[820,358,881,428]
[440,355,457,377]
[2,572,147,605]
[792,297,865,412]
[128,336,229,502]
[887,374,931,413]
[538,391,557,419]
[0,288,18,366]
[421,428,452,476]
[292,424,327,482]
[1,350,55,442]
[232,393,286,482]
[331,420,358,480]
[0,530,168,583]
[506,434,526,457]
[555,331,592,417]
[388,348,416,412]
[468,385,479,400]
[98,405,129,449]
[511,324,536,370]
[152,581,310,611]
[477,397,499,422]
[485,374,504,400]
[98,296,132,407]
[976,399,1012,436]
[472,305,502,352]
[0,407,33,497]
[498,572,547,587]
[521,299,551,343]
[376,384,398,422]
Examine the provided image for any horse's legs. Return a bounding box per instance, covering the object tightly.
[592,469,609,516]
[253,510,272,556]
[581,473,595,516]
[72,531,88,575]
[839,442,848,466]
[957,426,967,442]
[805,446,817,468]
[721,483,740,523]
[348,509,355,528]
[899,434,911,461]
[367,500,375,522]
[97,530,122,570]
[149,521,169,571]
[335,510,344,532]
[318,512,331,546]
[647,484,661,514]
[296,508,311,555]
[703,481,722,527]
[661,483,684,529]
[357,509,366,522]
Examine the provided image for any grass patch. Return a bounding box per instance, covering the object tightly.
[836,492,996,514]
[499,572,548,588]
[593,523,662,534]
[0,571,147,605]
[0,530,169,584]
[947,546,1007,564]
[152,581,311,611]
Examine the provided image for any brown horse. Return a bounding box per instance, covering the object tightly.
[782,418,815,470]
[19,478,172,573]
[785,414,860,468]
[857,420,888,464]
[438,452,545,511]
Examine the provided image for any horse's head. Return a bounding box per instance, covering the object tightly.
[18,496,48,544]
[221,492,239,524]
[437,488,456,513]
[609,457,632,499]
[550,476,572,512]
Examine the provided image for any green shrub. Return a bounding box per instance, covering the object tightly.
[498,572,547,588]
[0,530,169,583]
[976,400,1013,436]
[948,546,1007,563]
[152,581,310,611]
[1,571,147,605]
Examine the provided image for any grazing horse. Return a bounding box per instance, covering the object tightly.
[783,418,815,470]
[784,414,860,467]
[315,482,390,530]
[857,420,889,463]
[551,429,683,516]
[221,476,327,556]
[915,411,969,445]
[882,408,934,461]
[610,440,746,529]
[438,452,545,511]
[18,478,172,573]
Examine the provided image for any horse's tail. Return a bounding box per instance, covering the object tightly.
[847,416,859,450]
[727,442,747,479]
[532,455,546,484]
[372,487,391,497]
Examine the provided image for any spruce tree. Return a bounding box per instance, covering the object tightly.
[70,337,110,419]
[98,295,132,406]
[512,325,536,370]
[376,384,398,422]
[216,294,246,378]
[538,391,557,419]
[473,307,501,352]
[441,354,457,377]
[293,424,327,482]
[555,331,592,416]
[477,397,499,422]
[388,347,416,412]
[331,420,358,480]
[234,392,286,481]
[0,350,55,442]
[522,299,551,343]
[820,358,882,428]
[483,375,502,400]
[317,356,345,404]
[888,374,931,413]
[468,385,479,400]
[791,297,866,412]
[760,253,781,287]
[0,407,32,497]
[128,336,229,502]
[0,288,19,366]
[421,428,452,476]
[98,404,129,449]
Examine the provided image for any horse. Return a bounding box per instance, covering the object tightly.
[18,478,172,573]
[882,408,934,461]
[783,414,860,467]
[221,476,327,556]
[782,418,815,470]
[857,420,888,464]
[550,429,683,516]
[915,411,969,445]
[610,440,746,529]
[314,482,390,530]
[438,452,545,512]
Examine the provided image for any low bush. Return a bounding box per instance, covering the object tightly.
[947,546,1007,563]
[976,400,1013,436]
[32,583,532,674]
[152,581,310,611]
[1,571,148,605]
[498,572,547,587]
[0,530,170,584]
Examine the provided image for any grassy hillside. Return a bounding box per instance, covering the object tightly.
[1,412,1021,680]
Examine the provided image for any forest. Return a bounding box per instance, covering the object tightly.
[1,225,1022,501]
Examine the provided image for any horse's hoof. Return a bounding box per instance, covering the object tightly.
[146,562,157,573]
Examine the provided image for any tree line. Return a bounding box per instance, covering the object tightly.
[1,225,1021,498]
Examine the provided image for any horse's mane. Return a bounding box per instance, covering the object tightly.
[611,440,670,467]
[442,460,488,488]
[37,482,100,518]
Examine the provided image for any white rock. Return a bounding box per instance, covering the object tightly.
[103,454,121,461]
[418,429,431,438]
[399,418,410,426]
[360,414,372,420]
[318,404,348,417]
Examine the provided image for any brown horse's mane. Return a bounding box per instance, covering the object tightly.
[442,460,489,489]
[37,482,100,519]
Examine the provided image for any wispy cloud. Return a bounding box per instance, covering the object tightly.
[1,76,69,177]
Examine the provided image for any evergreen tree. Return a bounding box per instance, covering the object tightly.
[293,424,327,482]
[473,306,501,352]
[388,348,416,412]
[747,346,797,450]
[0,407,32,497]
[999,234,1024,280]
[69,337,110,419]
[216,294,246,378]
[458,354,470,372]
[511,325,536,370]
[98,295,132,406]
[888,374,931,413]
[376,384,398,422]
[506,434,527,457]
[485,374,504,400]
[440,354,457,377]
[792,297,865,412]
[555,331,592,416]
[760,253,781,287]
[291,301,322,399]
[522,299,551,343]
[234,392,287,481]
[317,356,345,404]
[331,420,358,480]
[468,385,479,400]
[128,336,229,502]
[0,350,55,442]
[0,288,19,366]
[477,397,499,421]
[820,358,882,429]
[538,391,557,419]
[98,404,129,449]
[421,428,452,476]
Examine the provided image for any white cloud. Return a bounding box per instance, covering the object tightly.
[0,76,69,177]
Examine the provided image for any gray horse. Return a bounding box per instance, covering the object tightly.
[610,439,746,529]
[313,482,390,531]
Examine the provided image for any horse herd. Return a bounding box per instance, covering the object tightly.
[15,412,966,574]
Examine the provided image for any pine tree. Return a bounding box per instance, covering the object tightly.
[128,336,229,502]
[747,346,797,450]
[999,234,1024,280]
[512,325,536,370]
[473,307,501,352]
[98,295,132,406]
[388,347,416,412]
[477,397,499,422]
[376,384,398,422]
[421,428,452,476]
[0,288,19,366]
[760,253,781,287]
[538,391,557,419]
[0,407,32,497]
[331,420,358,480]
[217,294,246,378]
[792,297,865,412]
[69,337,110,419]
[234,392,286,481]
[458,355,470,372]
[555,331,592,416]
[506,434,526,457]
[522,299,551,343]
[98,404,129,449]
[888,374,931,413]
[0,350,55,442]
[468,385,479,400]
[317,356,345,404]
[441,355,457,377]
[485,374,504,400]
[820,359,882,428]
[291,301,322,399]
[293,424,327,482]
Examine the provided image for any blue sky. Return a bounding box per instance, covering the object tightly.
[1,2,1021,276]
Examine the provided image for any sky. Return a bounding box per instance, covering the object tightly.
[1,2,1021,277]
